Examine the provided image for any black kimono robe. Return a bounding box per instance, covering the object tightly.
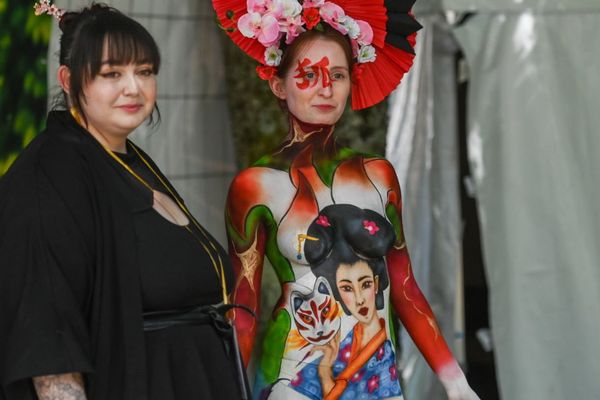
[0,111,176,399]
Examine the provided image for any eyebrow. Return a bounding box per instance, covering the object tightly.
[358,275,372,282]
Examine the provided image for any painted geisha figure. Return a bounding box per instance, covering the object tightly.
[213,0,480,399]
[289,205,399,399]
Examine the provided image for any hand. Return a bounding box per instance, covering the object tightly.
[309,331,341,396]
[440,374,480,400]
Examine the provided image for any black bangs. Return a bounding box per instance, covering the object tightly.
[81,12,161,80]
[103,30,160,71]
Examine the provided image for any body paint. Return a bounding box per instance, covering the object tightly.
[294,56,332,89]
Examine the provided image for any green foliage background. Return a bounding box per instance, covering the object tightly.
[222,37,389,168]
[0,0,51,176]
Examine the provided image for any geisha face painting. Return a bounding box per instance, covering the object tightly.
[335,260,379,326]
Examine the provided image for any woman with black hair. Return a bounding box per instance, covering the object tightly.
[294,204,399,399]
[0,3,241,399]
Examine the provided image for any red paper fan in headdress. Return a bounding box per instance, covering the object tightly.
[212,0,422,110]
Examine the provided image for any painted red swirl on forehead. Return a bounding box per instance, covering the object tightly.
[293,56,332,90]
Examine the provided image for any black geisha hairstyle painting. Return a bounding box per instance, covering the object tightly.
[304,204,396,315]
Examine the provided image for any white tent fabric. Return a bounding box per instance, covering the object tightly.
[388,0,600,399]
[426,0,598,12]
[386,10,464,400]
[48,0,236,244]
[453,9,600,400]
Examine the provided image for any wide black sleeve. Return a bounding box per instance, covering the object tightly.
[0,141,95,387]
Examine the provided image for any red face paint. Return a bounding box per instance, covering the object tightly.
[293,56,331,90]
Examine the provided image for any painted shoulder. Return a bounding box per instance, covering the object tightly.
[226,165,295,240]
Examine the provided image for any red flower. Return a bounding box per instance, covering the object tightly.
[363,220,379,235]
[389,365,398,381]
[316,215,331,227]
[302,8,321,30]
[367,375,380,393]
[339,344,352,362]
[376,344,385,360]
[256,65,277,80]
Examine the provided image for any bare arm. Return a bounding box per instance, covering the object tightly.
[33,373,87,400]
[225,170,269,366]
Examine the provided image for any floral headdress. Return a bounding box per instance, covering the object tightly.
[237,0,376,68]
[34,0,65,20]
[213,0,422,110]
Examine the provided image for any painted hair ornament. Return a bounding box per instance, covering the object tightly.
[316,215,331,227]
[296,233,319,260]
[212,0,422,110]
[363,220,379,235]
[34,0,65,20]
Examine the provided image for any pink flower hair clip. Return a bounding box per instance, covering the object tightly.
[34,0,65,20]
[363,220,379,235]
[316,215,331,227]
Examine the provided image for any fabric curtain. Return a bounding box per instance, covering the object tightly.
[386,9,464,400]
[453,8,600,399]
[48,0,236,244]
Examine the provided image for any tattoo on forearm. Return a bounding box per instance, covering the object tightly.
[33,373,87,400]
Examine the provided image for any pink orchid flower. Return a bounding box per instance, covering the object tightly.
[356,20,374,45]
[247,0,269,13]
[279,15,304,44]
[363,220,379,235]
[238,12,282,47]
[319,2,348,35]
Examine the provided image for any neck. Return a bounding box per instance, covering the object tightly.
[285,113,335,147]
[91,129,127,153]
[69,108,128,153]
[362,316,383,345]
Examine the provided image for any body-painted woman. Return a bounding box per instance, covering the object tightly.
[214,1,480,399]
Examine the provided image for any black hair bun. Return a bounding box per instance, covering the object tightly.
[58,3,111,32]
[305,204,395,265]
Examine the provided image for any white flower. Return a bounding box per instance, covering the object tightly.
[279,0,302,18]
[342,16,360,40]
[264,46,283,66]
[357,45,376,63]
